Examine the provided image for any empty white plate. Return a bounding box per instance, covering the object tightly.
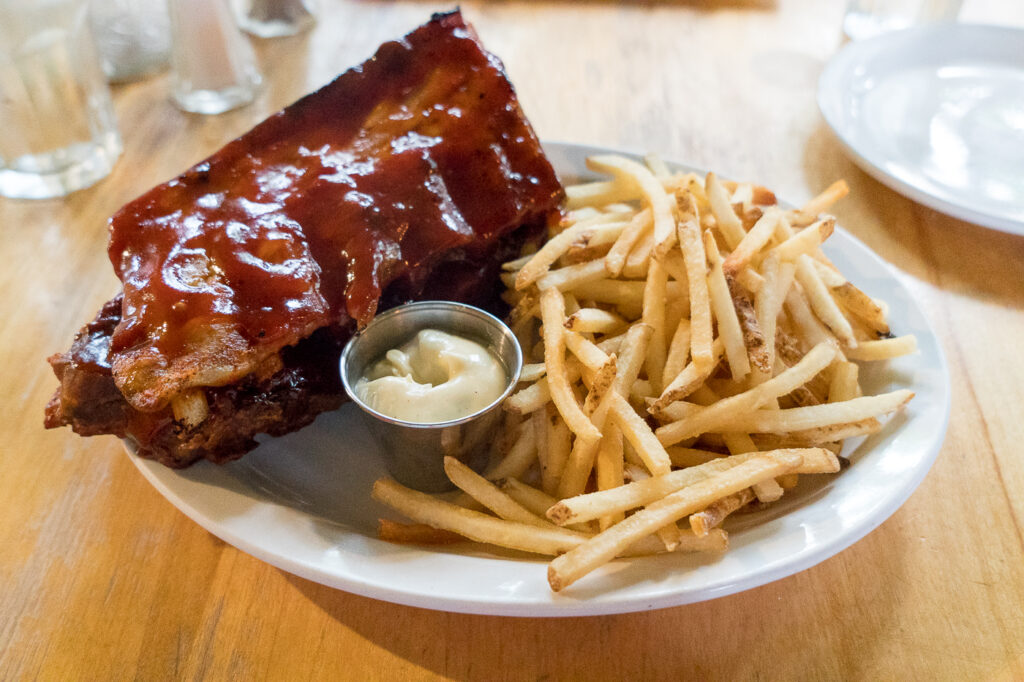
[819,24,1024,234]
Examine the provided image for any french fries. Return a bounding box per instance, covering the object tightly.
[373,155,917,594]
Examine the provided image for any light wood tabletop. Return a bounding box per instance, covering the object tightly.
[3,1,1023,679]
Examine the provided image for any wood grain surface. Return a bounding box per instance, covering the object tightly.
[3,1,1023,679]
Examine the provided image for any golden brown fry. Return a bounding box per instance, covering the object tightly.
[704,230,752,380]
[845,335,917,361]
[564,330,611,372]
[676,198,714,369]
[694,390,913,435]
[729,276,771,375]
[662,317,692,387]
[655,342,838,446]
[705,172,746,249]
[565,307,628,334]
[445,457,553,528]
[588,155,677,253]
[541,411,572,496]
[484,419,538,480]
[723,207,781,274]
[595,424,625,530]
[378,519,464,545]
[540,288,602,441]
[831,282,890,336]
[607,392,672,476]
[650,337,725,413]
[828,361,861,403]
[605,208,652,277]
[547,447,835,525]
[771,218,835,262]
[801,179,849,216]
[374,478,586,557]
[516,218,626,290]
[689,488,755,536]
[642,258,669,393]
[547,454,800,590]
[537,259,608,292]
[794,255,857,347]
[666,446,724,468]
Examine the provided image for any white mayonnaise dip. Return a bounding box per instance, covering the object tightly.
[354,328,506,423]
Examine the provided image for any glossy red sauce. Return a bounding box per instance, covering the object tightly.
[107,12,562,374]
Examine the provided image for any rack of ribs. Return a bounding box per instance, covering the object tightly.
[44,11,564,468]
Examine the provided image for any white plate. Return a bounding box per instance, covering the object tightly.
[129,142,950,617]
[818,24,1024,235]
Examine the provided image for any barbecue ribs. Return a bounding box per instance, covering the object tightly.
[45,11,563,467]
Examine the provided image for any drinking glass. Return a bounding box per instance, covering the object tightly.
[237,0,316,39]
[167,0,262,115]
[0,0,122,199]
[844,0,963,40]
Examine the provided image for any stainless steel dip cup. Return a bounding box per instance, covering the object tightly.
[339,301,523,492]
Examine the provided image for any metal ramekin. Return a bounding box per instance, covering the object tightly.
[339,301,523,492]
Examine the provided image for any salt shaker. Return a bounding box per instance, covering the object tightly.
[166,0,262,114]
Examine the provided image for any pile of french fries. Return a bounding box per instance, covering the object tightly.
[372,154,917,593]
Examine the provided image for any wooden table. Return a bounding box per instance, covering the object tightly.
[4,2,1023,679]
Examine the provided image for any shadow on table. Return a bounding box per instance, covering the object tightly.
[803,122,1024,313]
[282,523,910,679]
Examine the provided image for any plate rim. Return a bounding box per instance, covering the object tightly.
[129,140,952,617]
[818,23,1024,235]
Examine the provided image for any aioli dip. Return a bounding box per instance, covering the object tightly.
[353,328,507,423]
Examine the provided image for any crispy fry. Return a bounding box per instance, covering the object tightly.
[723,207,781,274]
[540,410,572,495]
[445,457,553,528]
[607,393,672,476]
[588,155,677,253]
[540,288,602,441]
[689,488,755,536]
[801,179,849,216]
[374,478,588,556]
[484,419,538,480]
[516,218,626,290]
[594,424,625,529]
[662,317,692,387]
[676,199,714,368]
[605,208,652,277]
[642,258,669,393]
[705,172,746,249]
[795,255,857,347]
[729,277,771,375]
[537,258,608,292]
[693,390,913,435]
[830,282,890,336]
[656,342,838,446]
[650,337,725,412]
[547,447,836,526]
[378,519,464,545]
[547,454,800,590]
[771,218,835,262]
[704,230,751,380]
[845,335,917,361]
[565,307,628,334]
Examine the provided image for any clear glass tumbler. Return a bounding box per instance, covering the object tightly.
[89,0,172,83]
[167,0,262,115]
[0,0,122,199]
[844,0,963,41]
[237,0,317,39]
